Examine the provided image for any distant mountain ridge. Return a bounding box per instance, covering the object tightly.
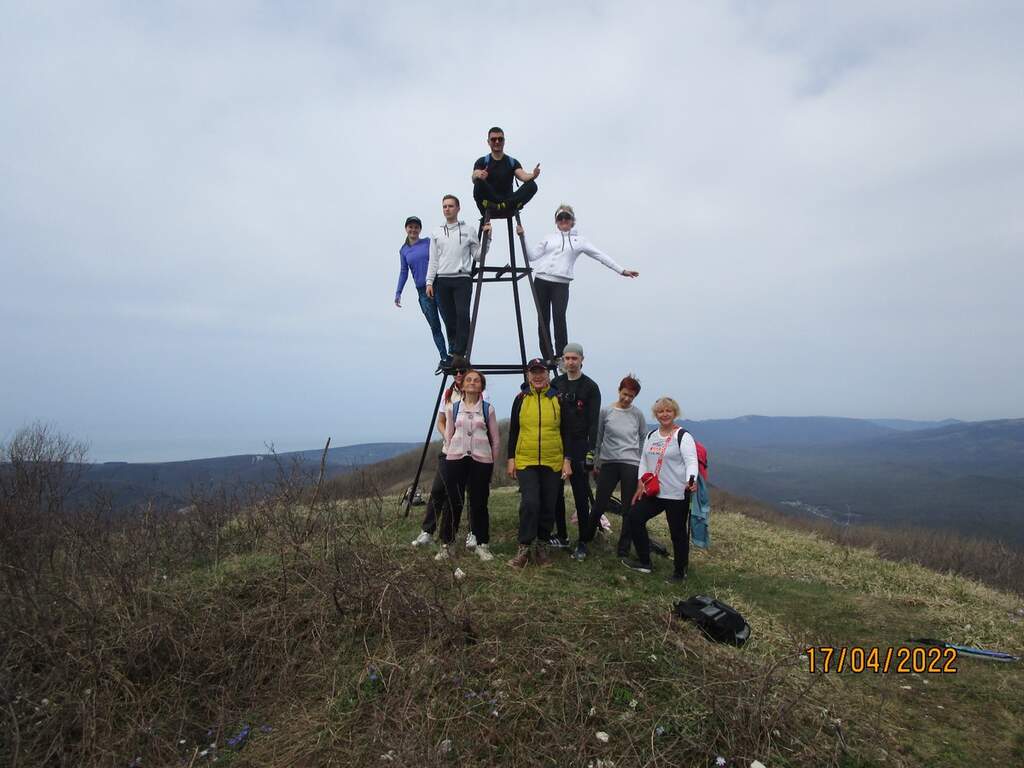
[81,442,418,509]
[674,417,1024,546]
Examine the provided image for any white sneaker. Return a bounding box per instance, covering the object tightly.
[476,544,494,562]
[411,531,432,547]
[434,545,450,561]
[465,532,478,549]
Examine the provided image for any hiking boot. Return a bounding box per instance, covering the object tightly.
[507,545,530,569]
[548,536,571,549]
[465,532,478,550]
[411,531,433,547]
[621,558,653,574]
[434,544,451,561]
[532,543,553,567]
[571,543,588,561]
[476,543,494,562]
[435,359,447,375]
[666,570,688,584]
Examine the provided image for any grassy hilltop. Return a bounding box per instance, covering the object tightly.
[3,448,1022,768]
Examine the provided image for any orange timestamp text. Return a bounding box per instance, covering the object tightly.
[806,645,958,674]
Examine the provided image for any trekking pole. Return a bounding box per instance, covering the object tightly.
[506,216,530,383]
[405,373,449,517]
[465,210,492,361]
[514,212,555,361]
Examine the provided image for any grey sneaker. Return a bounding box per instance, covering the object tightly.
[621,558,653,574]
[434,545,451,561]
[411,531,432,547]
[476,543,494,562]
[465,532,478,549]
[571,543,588,561]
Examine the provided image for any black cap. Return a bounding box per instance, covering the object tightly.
[526,357,547,371]
[405,216,422,227]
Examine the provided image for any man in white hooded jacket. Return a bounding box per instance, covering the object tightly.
[426,194,488,368]
[518,204,639,362]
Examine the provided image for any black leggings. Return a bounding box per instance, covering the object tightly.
[534,278,569,359]
[421,452,449,534]
[592,462,639,554]
[442,457,493,544]
[629,495,690,575]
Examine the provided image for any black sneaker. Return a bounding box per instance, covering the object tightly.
[549,536,571,549]
[435,359,448,375]
[571,543,587,560]
[665,571,687,584]
[449,354,469,370]
[621,558,653,574]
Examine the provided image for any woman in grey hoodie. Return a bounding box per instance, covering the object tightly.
[518,204,639,362]
[592,374,648,557]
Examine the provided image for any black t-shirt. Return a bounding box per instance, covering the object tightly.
[473,153,522,197]
[551,373,602,455]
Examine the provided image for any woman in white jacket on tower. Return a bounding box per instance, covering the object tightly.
[517,204,638,362]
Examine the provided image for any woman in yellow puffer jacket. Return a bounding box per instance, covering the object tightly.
[506,358,572,567]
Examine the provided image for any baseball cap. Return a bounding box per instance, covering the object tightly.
[405,216,422,227]
[526,357,548,371]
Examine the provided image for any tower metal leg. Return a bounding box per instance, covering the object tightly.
[404,373,449,516]
[515,212,555,361]
[506,218,530,383]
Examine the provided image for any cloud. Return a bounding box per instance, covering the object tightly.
[2,1,1022,459]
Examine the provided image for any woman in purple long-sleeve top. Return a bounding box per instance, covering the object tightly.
[394,215,449,372]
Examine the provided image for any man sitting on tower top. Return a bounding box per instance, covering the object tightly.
[471,126,540,216]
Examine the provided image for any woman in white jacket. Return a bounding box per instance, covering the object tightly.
[517,204,638,362]
[621,397,698,582]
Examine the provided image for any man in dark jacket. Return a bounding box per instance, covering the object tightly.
[544,342,602,558]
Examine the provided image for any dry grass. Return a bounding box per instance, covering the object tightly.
[716,488,1024,597]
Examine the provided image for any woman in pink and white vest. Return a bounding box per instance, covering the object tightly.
[437,369,501,562]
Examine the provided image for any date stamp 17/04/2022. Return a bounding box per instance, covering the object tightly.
[805,645,958,674]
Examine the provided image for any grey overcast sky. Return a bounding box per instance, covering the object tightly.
[2,1,1022,461]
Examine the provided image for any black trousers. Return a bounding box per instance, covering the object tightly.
[472,178,538,216]
[534,278,570,359]
[442,457,493,545]
[421,452,449,534]
[629,495,690,575]
[592,462,639,553]
[433,276,472,356]
[546,456,591,542]
[516,466,560,545]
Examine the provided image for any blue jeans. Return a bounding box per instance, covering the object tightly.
[417,285,449,360]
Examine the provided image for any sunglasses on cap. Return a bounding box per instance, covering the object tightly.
[555,212,573,222]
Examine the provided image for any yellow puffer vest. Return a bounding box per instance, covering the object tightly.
[514,385,564,472]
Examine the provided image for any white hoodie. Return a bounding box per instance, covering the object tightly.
[427,220,480,285]
[526,228,625,284]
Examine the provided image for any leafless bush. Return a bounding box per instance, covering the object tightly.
[0,424,476,767]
